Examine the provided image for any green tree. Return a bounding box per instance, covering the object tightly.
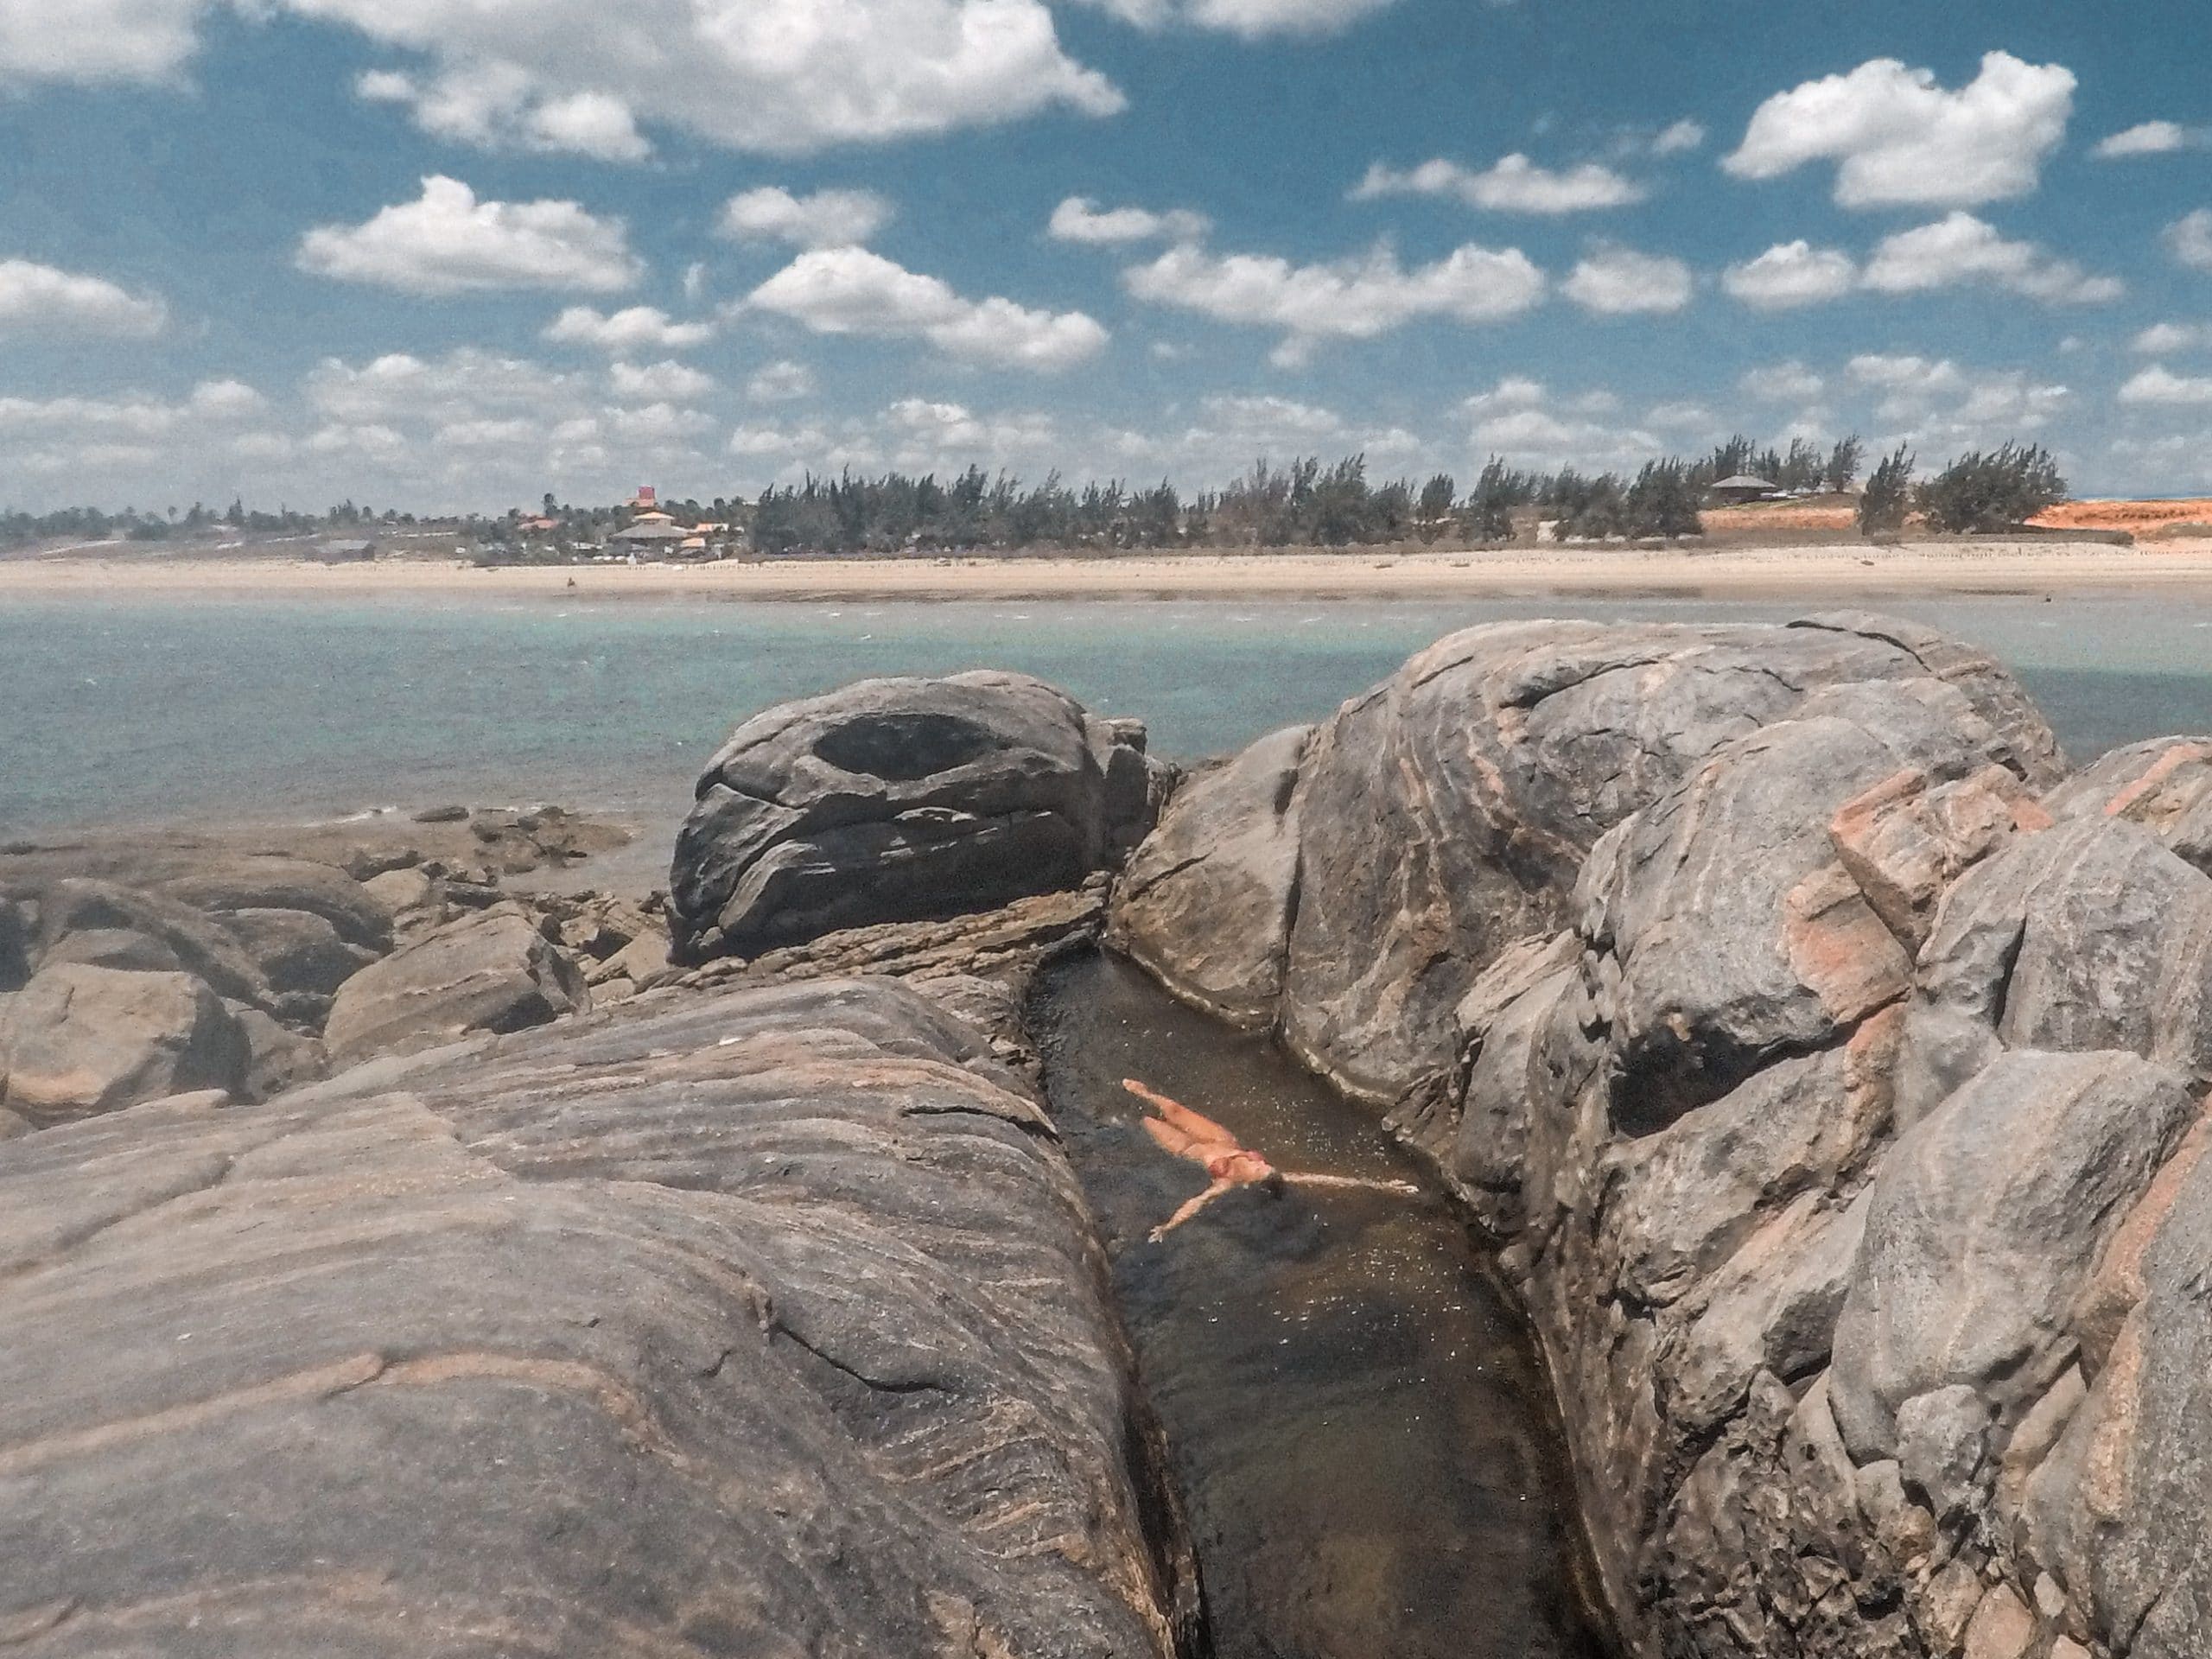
[1822,436,1865,494]
[1916,442,2068,533]
[1417,473,1457,541]
[1858,446,1916,536]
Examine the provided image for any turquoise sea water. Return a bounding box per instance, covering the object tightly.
[5,592,2212,837]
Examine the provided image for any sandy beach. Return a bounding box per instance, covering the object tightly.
[6,537,2212,602]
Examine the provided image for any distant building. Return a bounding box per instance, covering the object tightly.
[315,538,378,563]
[611,522,690,552]
[1708,474,1783,506]
[627,486,658,510]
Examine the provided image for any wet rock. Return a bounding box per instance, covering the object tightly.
[0,964,246,1124]
[671,671,1168,962]
[411,803,469,823]
[0,897,28,991]
[0,976,1191,1659]
[1827,1048,2195,1462]
[1109,723,1308,1028]
[322,910,588,1065]
[219,907,380,997]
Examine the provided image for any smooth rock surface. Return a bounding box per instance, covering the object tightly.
[0,964,245,1123]
[0,976,1193,1659]
[1109,723,1309,1027]
[671,671,1167,961]
[219,906,379,997]
[322,910,587,1065]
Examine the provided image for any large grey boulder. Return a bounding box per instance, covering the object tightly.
[1115,612,2063,1102]
[0,963,247,1123]
[1109,723,1308,1027]
[0,976,1192,1659]
[322,909,587,1065]
[671,672,1167,962]
[1827,1048,2197,1463]
[35,879,273,1009]
[150,854,395,953]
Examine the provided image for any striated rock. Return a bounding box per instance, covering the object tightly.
[2045,735,2212,873]
[0,964,246,1123]
[232,1005,327,1099]
[671,672,1167,962]
[322,910,588,1065]
[1118,613,2064,1104]
[1109,723,1308,1028]
[219,906,379,997]
[0,977,1193,1659]
[1829,762,2051,952]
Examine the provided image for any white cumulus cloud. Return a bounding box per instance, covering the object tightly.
[0,257,168,337]
[1123,239,1544,365]
[3,0,1125,158]
[2094,121,2208,160]
[1721,240,1860,309]
[1048,197,1211,245]
[718,187,893,249]
[1561,245,1692,315]
[1726,51,2075,208]
[2134,322,2212,354]
[1073,0,1396,37]
[544,305,714,353]
[1741,360,1827,403]
[609,359,715,402]
[1651,119,1706,156]
[746,360,817,401]
[1352,154,1644,214]
[2166,211,2212,271]
[297,176,641,296]
[747,246,1109,372]
[1862,213,2120,304]
[2120,365,2212,406]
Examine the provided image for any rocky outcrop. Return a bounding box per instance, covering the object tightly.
[0,976,1197,1659]
[671,672,1170,963]
[0,963,246,1124]
[1114,613,2063,1103]
[1109,723,1308,1027]
[1113,614,2212,1659]
[322,908,588,1065]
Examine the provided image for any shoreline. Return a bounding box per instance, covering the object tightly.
[6,537,2212,601]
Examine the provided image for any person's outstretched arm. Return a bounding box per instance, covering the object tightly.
[1280,1173,1421,1195]
[1149,1179,1236,1243]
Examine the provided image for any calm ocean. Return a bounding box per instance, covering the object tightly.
[5,592,2211,838]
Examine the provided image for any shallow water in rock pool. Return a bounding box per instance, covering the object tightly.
[1032,951,1615,1659]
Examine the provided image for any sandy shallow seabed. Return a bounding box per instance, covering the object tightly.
[7,538,2212,601]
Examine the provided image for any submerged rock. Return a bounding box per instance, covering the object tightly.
[322,908,588,1065]
[670,671,1169,962]
[0,976,1194,1659]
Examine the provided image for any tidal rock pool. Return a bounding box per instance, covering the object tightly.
[1033,952,1614,1659]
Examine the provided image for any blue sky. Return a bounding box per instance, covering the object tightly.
[5,0,2212,512]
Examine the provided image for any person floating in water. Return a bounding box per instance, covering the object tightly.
[1122,1078,1420,1243]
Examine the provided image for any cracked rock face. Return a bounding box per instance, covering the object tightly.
[0,976,1195,1659]
[1110,611,2062,1104]
[671,671,1171,963]
[1113,613,2212,1658]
